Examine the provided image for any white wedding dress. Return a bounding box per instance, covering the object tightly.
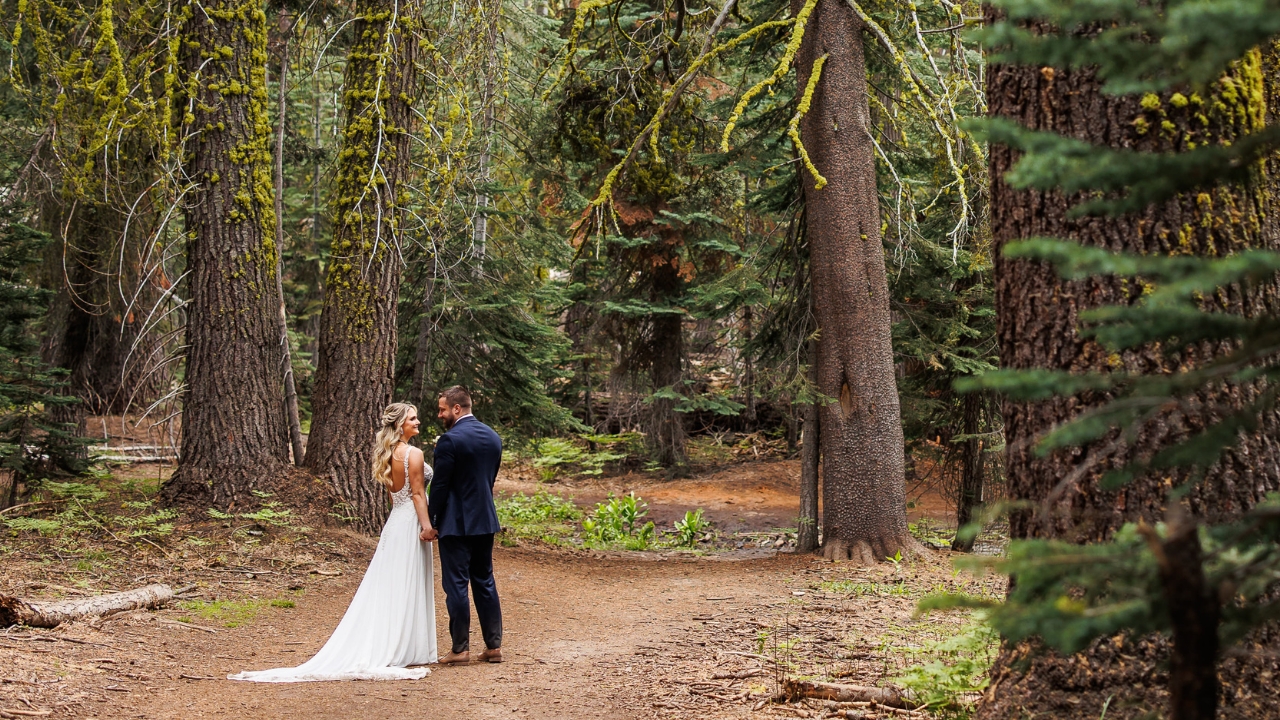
[229,453,438,682]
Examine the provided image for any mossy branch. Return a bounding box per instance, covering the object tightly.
[842,0,972,259]
[720,0,817,153]
[588,0,782,209]
[542,0,622,101]
[788,53,827,190]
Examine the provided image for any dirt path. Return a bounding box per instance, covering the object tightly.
[2,543,995,720]
[2,458,997,719]
[147,551,812,719]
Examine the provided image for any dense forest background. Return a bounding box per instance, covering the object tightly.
[0,0,995,534]
[4,0,1280,717]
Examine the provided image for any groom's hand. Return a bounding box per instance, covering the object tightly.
[420,527,438,542]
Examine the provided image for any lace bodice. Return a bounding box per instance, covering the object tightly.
[391,445,432,508]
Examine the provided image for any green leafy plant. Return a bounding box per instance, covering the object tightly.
[892,616,999,716]
[4,517,62,535]
[530,437,629,480]
[672,508,708,547]
[583,492,656,548]
[239,503,296,527]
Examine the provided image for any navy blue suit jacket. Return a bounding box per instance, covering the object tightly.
[428,415,503,537]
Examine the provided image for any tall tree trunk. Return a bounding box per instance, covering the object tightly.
[950,391,984,552]
[797,339,820,553]
[304,0,419,533]
[644,261,686,471]
[410,266,436,409]
[794,0,912,563]
[163,0,290,508]
[742,305,756,427]
[978,32,1280,720]
[272,22,306,466]
[40,203,159,419]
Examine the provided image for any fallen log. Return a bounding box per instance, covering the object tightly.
[781,678,910,709]
[0,584,174,628]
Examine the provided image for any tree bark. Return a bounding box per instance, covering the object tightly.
[797,340,821,553]
[978,30,1280,720]
[163,0,290,508]
[1144,513,1220,720]
[304,0,419,533]
[644,261,687,471]
[0,584,174,628]
[410,268,436,409]
[742,306,756,426]
[272,22,306,467]
[40,203,161,419]
[951,391,984,552]
[794,0,912,563]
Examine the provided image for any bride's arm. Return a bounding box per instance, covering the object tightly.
[408,448,435,541]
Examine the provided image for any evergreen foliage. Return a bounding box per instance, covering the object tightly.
[943,0,1280,715]
[0,206,89,503]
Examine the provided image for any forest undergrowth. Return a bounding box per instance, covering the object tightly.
[2,458,1004,720]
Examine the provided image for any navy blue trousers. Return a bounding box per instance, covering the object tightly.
[437,534,503,653]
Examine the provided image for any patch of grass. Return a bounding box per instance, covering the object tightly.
[819,580,913,597]
[909,518,955,548]
[686,436,735,465]
[496,491,582,545]
[177,599,268,628]
[177,596,298,627]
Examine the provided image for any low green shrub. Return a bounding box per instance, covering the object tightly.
[583,492,655,548]
[672,508,708,547]
[892,615,998,717]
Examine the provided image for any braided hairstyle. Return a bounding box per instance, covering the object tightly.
[372,402,416,489]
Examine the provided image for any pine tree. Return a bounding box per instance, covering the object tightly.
[163,0,292,509]
[789,0,911,561]
[0,207,88,509]
[304,0,420,532]
[940,2,1280,718]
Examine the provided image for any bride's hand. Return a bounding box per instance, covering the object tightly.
[420,526,437,542]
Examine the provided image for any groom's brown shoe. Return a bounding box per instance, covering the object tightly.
[440,651,470,665]
[479,648,503,663]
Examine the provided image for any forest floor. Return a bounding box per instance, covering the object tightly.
[1,453,1004,720]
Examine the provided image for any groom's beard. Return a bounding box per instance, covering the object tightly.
[442,417,454,430]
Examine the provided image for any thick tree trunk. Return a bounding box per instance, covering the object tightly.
[797,341,821,553]
[163,0,290,508]
[304,0,419,533]
[0,585,174,628]
[272,26,306,466]
[644,261,687,471]
[951,391,984,552]
[794,0,912,563]
[40,204,160,418]
[410,270,435,409]
[979,33,1280,720]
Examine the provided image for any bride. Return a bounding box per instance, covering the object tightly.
[229,403,439,682]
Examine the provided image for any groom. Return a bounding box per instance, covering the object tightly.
[425,386,504,665]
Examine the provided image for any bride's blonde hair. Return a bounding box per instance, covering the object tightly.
[372,402,416,489]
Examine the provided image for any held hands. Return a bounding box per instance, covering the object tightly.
[420,526,438,542]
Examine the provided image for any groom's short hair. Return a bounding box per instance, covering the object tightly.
[440,386,472,409]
